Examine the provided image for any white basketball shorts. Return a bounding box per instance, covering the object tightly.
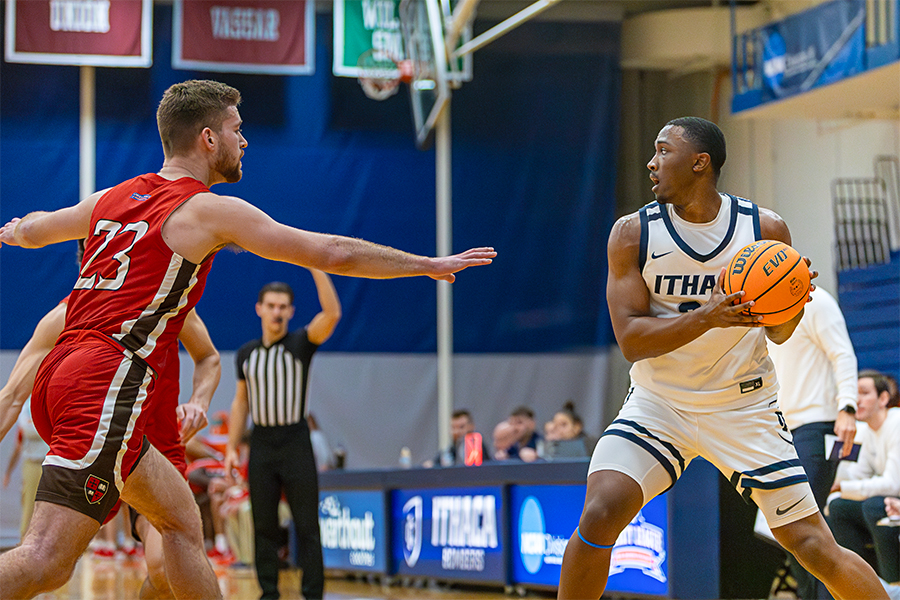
[589,385,819,529]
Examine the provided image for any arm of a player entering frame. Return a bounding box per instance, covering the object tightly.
[0,192,104,249]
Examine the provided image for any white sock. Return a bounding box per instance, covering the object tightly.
[215,533,228,553]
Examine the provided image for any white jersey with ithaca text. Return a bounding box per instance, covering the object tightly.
[629,193,778,412]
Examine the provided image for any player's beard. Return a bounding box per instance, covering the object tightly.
[214,147,242,183]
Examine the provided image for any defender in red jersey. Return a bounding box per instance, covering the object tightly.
[0,296,220,600]
[0,79,494,599]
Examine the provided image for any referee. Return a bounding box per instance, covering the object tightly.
[225,272,341,600]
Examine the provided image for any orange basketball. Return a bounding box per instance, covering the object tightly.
[723,240,810,325]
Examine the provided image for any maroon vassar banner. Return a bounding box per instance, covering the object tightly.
[173,0,315,75]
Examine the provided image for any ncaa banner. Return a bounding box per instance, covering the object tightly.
[510,485,668,596]
[5,0,152,66]
[392,486,505,582]
[510,485,583,587]
[761,0,864,100]
[172,0,315,75]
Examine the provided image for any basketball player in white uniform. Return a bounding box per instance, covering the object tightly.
[557,117,888,600]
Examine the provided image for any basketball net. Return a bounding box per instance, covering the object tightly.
[357,48,413,101]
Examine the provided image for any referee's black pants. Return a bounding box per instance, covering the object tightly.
[249,421,324,600]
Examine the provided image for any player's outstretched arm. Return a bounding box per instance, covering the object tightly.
[176,310,221,444]
[607,214,760,363]
[0,302,67,441]
[0,192,105,249]
[166,193,495,280]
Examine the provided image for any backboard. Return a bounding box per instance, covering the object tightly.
[400,0,450,150]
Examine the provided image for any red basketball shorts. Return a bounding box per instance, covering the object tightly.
[31,332,155,523]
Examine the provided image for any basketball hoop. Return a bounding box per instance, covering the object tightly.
[357,49,413,101]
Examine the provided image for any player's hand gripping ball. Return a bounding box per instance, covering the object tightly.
[724,240,810,326]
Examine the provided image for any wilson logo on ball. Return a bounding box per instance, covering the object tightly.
[729,242,766,275]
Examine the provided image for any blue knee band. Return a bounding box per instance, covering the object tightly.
[576,526,614,549]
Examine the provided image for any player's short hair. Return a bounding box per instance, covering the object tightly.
[885,373,900,408]
[258,281,294,305]
[452,409,473,422]
[667,116,726,180]
[860,369,897,407]
[510,406,534,419]
[157,80,242,158]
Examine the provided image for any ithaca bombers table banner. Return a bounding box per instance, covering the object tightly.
[172,0,315,75]
[5,0,152,66]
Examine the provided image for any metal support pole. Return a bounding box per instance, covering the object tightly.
[452,0,561,59]
[435,103,453,452]
[80,65,96,202]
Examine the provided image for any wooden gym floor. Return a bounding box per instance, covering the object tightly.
[29,552,551,600]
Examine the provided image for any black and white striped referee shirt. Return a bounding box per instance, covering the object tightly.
[235,328,319,427]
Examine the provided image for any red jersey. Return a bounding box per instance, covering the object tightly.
[62,174,216,374]
[58,293,187,476]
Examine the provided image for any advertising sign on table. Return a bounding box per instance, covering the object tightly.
[509,484,582,586]
[510,484,669,596]
[173,0,315,75]
[5,0,152,66]
[392,486,504,582]
[319,490,387,573]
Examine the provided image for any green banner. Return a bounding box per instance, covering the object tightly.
[334,0,471,81]
[333,0,404,77]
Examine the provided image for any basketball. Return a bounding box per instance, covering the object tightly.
[724,240,810,325]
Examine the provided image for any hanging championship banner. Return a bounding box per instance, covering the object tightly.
[172,0,315,75]
[4,0,152,66]
[333,0,470,80]
[333,0,403,77]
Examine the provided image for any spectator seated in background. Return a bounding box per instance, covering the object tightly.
[186,453,233,563]
[423,409,491,468]
[218,431,253,566]
[185,410,230,461]
[541,401,595,460]
[888,496,900,519]
[507,406,541,463]
[307,412,336,472]
[827,369,900,584]
[492,420,519,460]
[881,498,900,598]
[3,398,49,542]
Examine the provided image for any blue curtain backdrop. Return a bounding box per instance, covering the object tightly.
[1,6,620,354]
